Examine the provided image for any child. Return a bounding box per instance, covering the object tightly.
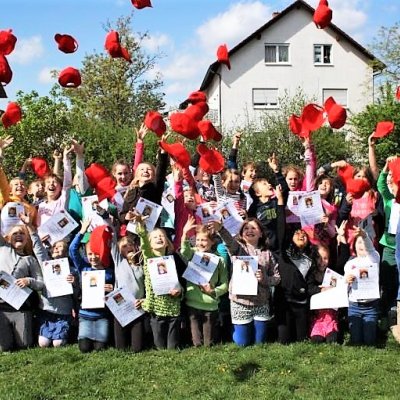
[111,232,146,352]
[214,217,280,346]
[69,220,114,353]
[0,225,44,351]
[344,228,380,346]
[134,214,185,349]
[180,216,228,346]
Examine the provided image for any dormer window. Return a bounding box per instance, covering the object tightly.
[314,44,332,64]
[265,44,289,63]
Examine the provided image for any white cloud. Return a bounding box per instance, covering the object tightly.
[38,67,58,84]
[160,54,204,81]
[8,35,45,65]
[142,33,172,52]
[196,1,272,53]
[329,0,367,34]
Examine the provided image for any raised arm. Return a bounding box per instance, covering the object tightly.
[133,124,147,173]
[227,132,241,170]
[62,145,73,192]
[368,134,379,182]
[72,140,89,194]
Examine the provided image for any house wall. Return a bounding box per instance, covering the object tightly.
[206,6,374,132]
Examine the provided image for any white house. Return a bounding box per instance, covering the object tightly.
[197,0,384,132]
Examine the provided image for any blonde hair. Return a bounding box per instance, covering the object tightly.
[131,162,156,188]
[148,228,174,254]
[5,225,33,256]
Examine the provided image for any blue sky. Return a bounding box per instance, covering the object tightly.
[1,0,399,110]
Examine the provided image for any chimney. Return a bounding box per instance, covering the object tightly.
[272,11,280,18]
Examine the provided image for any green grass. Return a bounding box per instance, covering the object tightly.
[1,339,400,400]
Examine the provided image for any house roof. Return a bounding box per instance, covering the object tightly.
[199,0,385,91]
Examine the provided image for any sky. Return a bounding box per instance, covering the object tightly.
[1,0,399,111]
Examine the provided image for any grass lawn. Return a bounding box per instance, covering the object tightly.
[1,337,400,400]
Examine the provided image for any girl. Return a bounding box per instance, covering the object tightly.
[0,225,44,351]
[69,220,114,353]
[344,227,380,346]
[180,216,228,346]
[135,214,185,349]
[214,217,280,346]
[111,232,146,352]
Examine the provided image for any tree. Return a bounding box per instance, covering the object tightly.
[62,14,165,129]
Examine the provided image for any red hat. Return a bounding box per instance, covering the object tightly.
[337,164,354,184]
[324,96,347,129]
[345,179,371,200]
[313,0,333,29]
[170,112,200,140]
[159,141,191,169]
[372,121,395,139]
[96,176,117,202]
[198,120,222,142]
[184,102,209,121]
[105,31,132,63]
[396,86,400,101]
[131,0,152,9]
[197,144,225,174]
[89,225,112,267]
[144,111,166,137]
[58,67,81,88]
[217,44,231,70]
[301,103,324,132]
[1,102,21,128]
[186,91,207,104]
[31,157,50,178]
[0,54,13,85]
[0,29,17,56]
[54,33,78,54]
[289,114,310,138]
[85,163,110,188]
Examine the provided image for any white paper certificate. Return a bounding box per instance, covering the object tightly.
[182,252,219,285]
[81,270,105,309]
[82,195,108,230]
[195,202,219,224]
[105,287,145,327]
[215,201,243,236]
[0,271,32,310]
[0,202,24,235]
[310,285,349,310]
[298,191,324,227]
[161,187,175,218]
[347,258,380,301]
[37,210,78,245]
[126,197,163,234]
[321,268,346,288]
[231,256,258,296]
[388,200,400,235]
[148,255,180,295]
[42,258,73,298]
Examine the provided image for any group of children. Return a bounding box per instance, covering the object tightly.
[0,124,399,353]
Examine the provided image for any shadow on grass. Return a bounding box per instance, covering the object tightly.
[232,362,260,382]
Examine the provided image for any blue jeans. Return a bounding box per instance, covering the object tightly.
[348,300,379,346]
[78,317,109,343]
[232,320,267,347]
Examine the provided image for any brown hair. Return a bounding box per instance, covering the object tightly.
[282,165,304,180]
[238,218,268,250]
[241,162,257,176]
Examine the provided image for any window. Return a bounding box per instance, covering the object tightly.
[314,44,332,64]
[253,88,278,108]
[265,44,289,63]
[322,89,348,108]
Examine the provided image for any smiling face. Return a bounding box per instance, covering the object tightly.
[317,246,330,271]
[113,164,131,187]
[253,179,273,198]
[223,171,241,194]
[292,229,308,249]
[286,170,299,191]
[85,243,102,268]
[242,165,257,182]
[118,237,137,260]
[51,241,67,258]
[135,163,155,186]
[354,235,367,257]
[9,178,27,199]
[241,220,262,246]
[44,175,62,201]
[196,168,210,185]
[318,178,332,199]
[28,180,45,199]
[184,188,196,210]
[195,232,213,252]
[7,226,28,252]
[149,229,168,253]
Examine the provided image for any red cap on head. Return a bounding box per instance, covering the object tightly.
[170,112,200,140]
[54,33,78,54]
[301,103,324,132]
[159,141,191,169]
[131,0,152,9]
[89,226,112,267]
[1,102,21,128]
[58,67,81,88]
[324,97,347,129]
[31,157,50,178]
[105,31,132,63]
[0,29,17,56]
[217,44,231,70]
[186,91,207,104]
[0,54,13,85]
[197,144,225,174]
[85,163,110,188]
[197,120,222,142]
[184,102,209,122]
[144,111,166,137]
[345,179,371,199]
[313,0,333,29]
[372,121,395,139]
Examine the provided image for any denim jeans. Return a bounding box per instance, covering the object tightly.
[348,300,379,346]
